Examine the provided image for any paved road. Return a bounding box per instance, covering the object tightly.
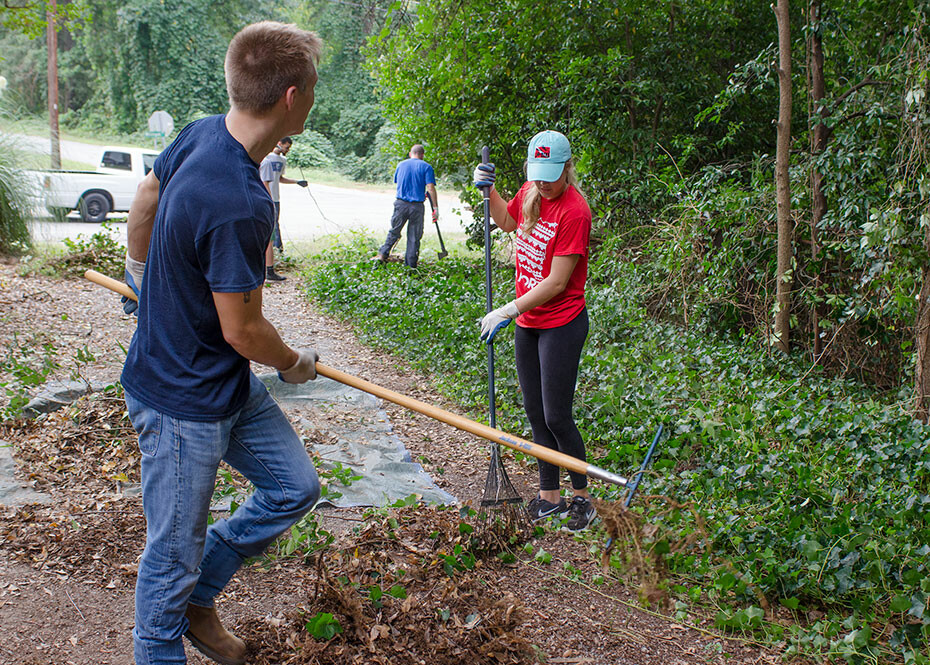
[16,133,470,247]
[7,132,105,165]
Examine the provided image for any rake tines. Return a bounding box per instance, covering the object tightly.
[480,444,523,508]
[475,444,532,550]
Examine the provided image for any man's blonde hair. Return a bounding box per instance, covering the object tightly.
[225,22,322,114]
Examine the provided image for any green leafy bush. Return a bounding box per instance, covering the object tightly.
[288,131,337,170]
[334,123,396,184]
[0,333,59,420]
[49,222,125,278]
[330,103,384,158]
[302,241,930,663]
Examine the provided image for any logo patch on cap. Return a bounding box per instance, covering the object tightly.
[534,146,550,159]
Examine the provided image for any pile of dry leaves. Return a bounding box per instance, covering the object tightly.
[1,387,138,494]
[240,504,537,665]
[0,495,144,589]
[0,389,144,588]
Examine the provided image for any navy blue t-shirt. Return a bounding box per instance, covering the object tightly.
[394,158,435,202]
[121,115,273,421]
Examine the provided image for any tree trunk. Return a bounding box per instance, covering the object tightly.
[910,9,930,422]
[46,0,61,170]
[809,0,826,361]
[773,0,793,353]
[916,272,930,423]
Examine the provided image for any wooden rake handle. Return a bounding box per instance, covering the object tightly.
[84,269,632,487]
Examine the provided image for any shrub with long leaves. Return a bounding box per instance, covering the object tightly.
[0,133,32,256]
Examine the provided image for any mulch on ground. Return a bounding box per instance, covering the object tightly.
[0,259,791,665]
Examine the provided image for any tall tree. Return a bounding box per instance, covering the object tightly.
[905,7,930,421]
[71,0,263,133]
[807,0,825,361]
[773,0,793,353]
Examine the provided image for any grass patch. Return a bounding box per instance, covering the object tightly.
[300,239,930,664]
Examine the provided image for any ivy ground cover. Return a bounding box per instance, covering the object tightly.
[301,239,930,664]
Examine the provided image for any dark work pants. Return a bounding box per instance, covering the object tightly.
[514,308,589,492]
[379,199,425,267]
[272,202,283,250]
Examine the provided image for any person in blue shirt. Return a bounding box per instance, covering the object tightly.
[373,144,439,268]
[120,21,322,665]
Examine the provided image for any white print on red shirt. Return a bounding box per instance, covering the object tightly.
[515,218,558,291]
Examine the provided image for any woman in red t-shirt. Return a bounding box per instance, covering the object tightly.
[473,130,595,531]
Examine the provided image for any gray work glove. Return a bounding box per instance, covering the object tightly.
[278,348,319,383]
[122,255,145,316]
[479,300,520,343]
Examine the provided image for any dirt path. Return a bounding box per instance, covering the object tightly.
[0,259,785,665]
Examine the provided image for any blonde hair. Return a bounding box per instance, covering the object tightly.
[520,159,586,235]
[225,22,322,114]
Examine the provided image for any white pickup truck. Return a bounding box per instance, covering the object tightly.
[37,146,160,223]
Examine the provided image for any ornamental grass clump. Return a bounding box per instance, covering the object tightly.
[0,133,32,256]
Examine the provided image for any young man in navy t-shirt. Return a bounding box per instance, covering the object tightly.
[374,144,439,268]
[121,22,323,665]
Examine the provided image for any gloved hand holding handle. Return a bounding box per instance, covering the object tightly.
[473,163,495,189]
[122,255,145,316]
[279,348,319,383]
[480,300,520,343]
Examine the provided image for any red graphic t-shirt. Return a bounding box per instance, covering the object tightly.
[506,182,591,329]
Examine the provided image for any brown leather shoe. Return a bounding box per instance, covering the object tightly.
[184,603,246,665]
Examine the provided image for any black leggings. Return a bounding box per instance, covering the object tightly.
[514,308,589,491]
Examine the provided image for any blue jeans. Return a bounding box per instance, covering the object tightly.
[126,373,320,664]
[379,199,425,267]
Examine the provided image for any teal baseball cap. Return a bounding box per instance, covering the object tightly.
[526,130,571,182]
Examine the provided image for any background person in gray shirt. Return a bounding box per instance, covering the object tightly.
[260,136,307,281]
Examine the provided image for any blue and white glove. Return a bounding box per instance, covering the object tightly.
[297,180,308,187]
[479,300,520,343]
[473,162,495,189]
[122,255,145,316]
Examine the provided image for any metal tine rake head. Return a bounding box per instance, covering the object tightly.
[475,444,532,549]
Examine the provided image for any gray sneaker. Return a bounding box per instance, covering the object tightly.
[563,496,596,531]
[526,495,567,521]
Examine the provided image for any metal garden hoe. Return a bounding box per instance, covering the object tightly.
[85,270,661,499]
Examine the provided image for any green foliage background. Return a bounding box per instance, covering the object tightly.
[0,0,394,178]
